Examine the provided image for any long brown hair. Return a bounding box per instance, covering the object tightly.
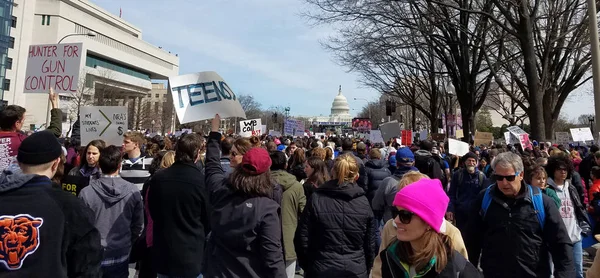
[229,168,273,197]
[395,230,452,273]
[305,157,330,187]
[333,154,359,186]
[234,138,253,156]
[291,148,306,168]
[395,172,452,273]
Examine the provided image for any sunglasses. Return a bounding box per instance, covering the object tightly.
[390,207,415,224]
[492,171,520,182]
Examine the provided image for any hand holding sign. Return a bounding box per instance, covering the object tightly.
[212,114,220,132]
[49,87,58,109]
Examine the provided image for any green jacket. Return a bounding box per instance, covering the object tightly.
[47,108,62,137]
[271,170,306,261]
[543,187,561,208]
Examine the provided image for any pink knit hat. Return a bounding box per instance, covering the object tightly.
[393,178,449,233]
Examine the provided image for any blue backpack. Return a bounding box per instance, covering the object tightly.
[481,184,545,230]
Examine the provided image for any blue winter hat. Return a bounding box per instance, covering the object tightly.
[277,145,286,152]
[389,154,397,167]
[396,147,415,163]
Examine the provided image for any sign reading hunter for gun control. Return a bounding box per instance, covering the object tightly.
[24,43,83,94]
[79,106,128,146]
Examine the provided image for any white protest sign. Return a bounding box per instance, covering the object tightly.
[24,43,83,93]
[570,128,593,142]
[261,125,267,135]
[448,138,470,156]
[269,130,282,137]
[369,130,385,144]
[80,106,127,146]
[239,118,262,137]
[555,132,572,145]
[419,129,428,141]
[169,71,246,124]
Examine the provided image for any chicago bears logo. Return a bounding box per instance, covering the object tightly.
[0,214,43,270]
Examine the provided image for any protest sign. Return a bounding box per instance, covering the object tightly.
[369,130,385,144]
[61,175,90,196]
[269,130,282,137]
[352,118,372,132]
[261,125,267,135]
[507,126,532,149]
[294,131,305,138]
[419,129,428,141]
[24,43,83,94]
[448,138,469,156]
[570,128,593,142]
[555,132,572,145]
[239,118,262,137]
[380,121,401,141]
[455,129,464,139]
[79,106,127,146]
[474,132,494,146]
[431,133,446,142]
[401,130,413,146]
[315,132,326,139]
[169,71,246,124]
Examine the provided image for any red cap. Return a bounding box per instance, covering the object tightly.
[241,148,272,175]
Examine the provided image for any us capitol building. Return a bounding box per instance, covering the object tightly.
[305,86,353,133]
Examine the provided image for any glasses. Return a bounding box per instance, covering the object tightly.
[492,171,520,182]
[390,207,415,224]
[557,167,567,172]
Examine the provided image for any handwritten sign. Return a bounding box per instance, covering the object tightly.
[239,118,262,137]
[24,43,83,93]
[570,128,593,142]
[169,71,246,124]
[79,106,128,146]
[507,126,532,149]
[555,132,572,145]
[448,138,469,156]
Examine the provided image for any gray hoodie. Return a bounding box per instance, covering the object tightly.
[79,176,144,262]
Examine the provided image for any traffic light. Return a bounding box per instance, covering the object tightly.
[385,101,392,116]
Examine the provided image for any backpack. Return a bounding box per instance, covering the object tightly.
[455,170,485,199]
[480,184,545,230]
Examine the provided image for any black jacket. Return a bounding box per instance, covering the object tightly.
[204,132,286,278]
[414,150,444,181]
[380,242,481,278]
[364,159,391,204]
[147,161,211,277]
[579,154,596,188]
[0,171,102,277]
[465,182,574,278]
[295,180,377,278]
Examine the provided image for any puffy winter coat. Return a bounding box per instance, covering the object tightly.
[295,180,378,278]
[364,159,392,204]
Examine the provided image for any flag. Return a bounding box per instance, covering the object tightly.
[119,7,122,18]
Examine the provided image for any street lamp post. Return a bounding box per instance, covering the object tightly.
[587,0,600,138]
[46,31,97,127]
[446,83,455,137]
[589,116,595,134]
[353,97,371,119]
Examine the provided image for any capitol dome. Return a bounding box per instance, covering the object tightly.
[330,85,350,116]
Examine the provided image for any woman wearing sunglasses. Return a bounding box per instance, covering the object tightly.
[379,178,480,277]
[295,153,377,278]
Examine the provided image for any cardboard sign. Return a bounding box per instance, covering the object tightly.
[61,175,90,196]
[401,130,413,146]
[474,132,494,146]
[448,138,469,156]
[239,118,262,137]
[80,106,128,146]
[169,71,246,124]
[24,43,83,93]
[570,128,593,142]
[555,132,572,145]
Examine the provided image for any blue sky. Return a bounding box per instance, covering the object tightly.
[91,0,592,120]
[90,0,379,117]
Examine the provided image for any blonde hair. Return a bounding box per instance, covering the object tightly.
[124,132,144,146]
[160,151,176,169]
[333,154,359,186]
[311,147,326,160]
[394,171,451,273]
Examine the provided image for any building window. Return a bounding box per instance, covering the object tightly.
[155,94,159,98]
[6,57,12,70]
[9,37,14,49]
[3,79,10,91]
[85,54,151,80]
[41,15,51,26]
[11,16,16,28]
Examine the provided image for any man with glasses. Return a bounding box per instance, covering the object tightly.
[465,152,574,278]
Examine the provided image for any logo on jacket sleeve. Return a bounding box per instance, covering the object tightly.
[0,214,43,270]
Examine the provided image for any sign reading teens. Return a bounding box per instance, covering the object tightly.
[24,43,83,94]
